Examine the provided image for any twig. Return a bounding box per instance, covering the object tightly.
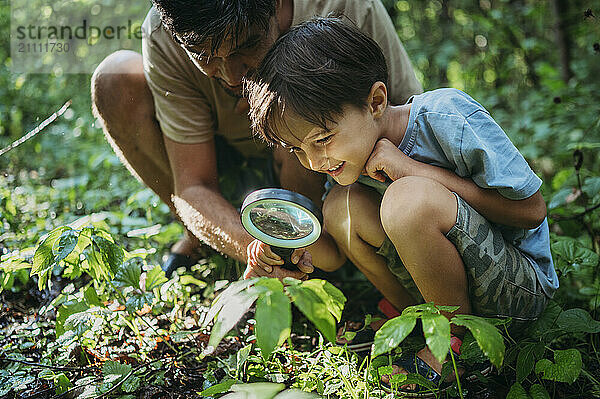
[0,357,96,372]
[0,100,72,156]
[549,202,600,221]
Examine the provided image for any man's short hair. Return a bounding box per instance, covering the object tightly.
[246,17,388,146]
[152,0,276,53]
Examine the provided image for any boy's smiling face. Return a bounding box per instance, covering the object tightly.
[277,103,382,186]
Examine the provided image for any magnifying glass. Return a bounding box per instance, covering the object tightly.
[241,188,323,270]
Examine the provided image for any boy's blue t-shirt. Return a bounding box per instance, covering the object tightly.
[361,88,558,298]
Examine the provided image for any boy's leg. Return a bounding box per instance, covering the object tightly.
[323,184,417,312]
[380,176,471,318]
[378,176,470,382]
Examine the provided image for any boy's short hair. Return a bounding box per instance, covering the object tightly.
[246,17,388,145]
[152,0,276,54]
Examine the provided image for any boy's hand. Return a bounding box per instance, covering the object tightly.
[364,138,418,182]
[245,239,314,280]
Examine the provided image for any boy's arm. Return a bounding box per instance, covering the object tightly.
[365,139,547,229]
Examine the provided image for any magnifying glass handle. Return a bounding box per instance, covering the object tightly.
[271,246,297,270]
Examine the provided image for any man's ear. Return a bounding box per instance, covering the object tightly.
[368,81,388,118]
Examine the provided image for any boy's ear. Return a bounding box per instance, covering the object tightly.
[368,81,388,118]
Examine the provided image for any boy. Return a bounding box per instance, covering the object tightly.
[244,17,558,391]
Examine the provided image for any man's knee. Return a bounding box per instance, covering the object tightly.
[380,176,456,236]
[91,50,147,121]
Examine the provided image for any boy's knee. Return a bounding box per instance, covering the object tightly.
[323,184,381,243]
[91,50,146,121]
[380,176,456,235]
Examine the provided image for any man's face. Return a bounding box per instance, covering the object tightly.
[276,106,381,186]
[180,18,279,97]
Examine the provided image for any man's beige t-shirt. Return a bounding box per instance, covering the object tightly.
[141,0,422,158]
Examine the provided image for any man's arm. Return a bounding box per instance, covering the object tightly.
[365,139,547,229]
[165,137,314,279]
[164,137,252,262]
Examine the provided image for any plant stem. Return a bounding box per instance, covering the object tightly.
[449,350,464,399]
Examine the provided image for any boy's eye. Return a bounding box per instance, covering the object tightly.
[316,134,334,145]
[288,146,302,153]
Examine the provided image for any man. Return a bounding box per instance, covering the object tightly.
[90,0,422,279]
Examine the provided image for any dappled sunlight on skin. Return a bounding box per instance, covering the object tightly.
[172,195,245,258]
[346,186,352,250]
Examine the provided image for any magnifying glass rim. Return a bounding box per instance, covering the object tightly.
[240,189,323,249]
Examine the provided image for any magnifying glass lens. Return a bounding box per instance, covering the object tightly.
[249,203,314,240]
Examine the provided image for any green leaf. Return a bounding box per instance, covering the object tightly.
[65,310,97,337]
[255,283,291,359]
[526,301,562,338]
[300,279,346,322]
[556,308,600,334]
[200,379,237,396]
[32,226,69,289]
[229,383,285,399]
[126,292,154,312]
[204,278,260,328]
[114,258,142,289]
[56,300,89,337]
[236,344,252,373]
[535,349,582,383]
[582,177,600,198]
[54,373,72,395]
[83,285,102,306]
[179,275,207,288]
[274,390,321,398]
[286,284,336,343]
[121,375,140,393]
[92,234,124,276]
[451,314,505,368]
[54,229,79,263]
[208,288,260,349]
[529,384,550,399]
[516,342,544,383]
[103,360,132,377]
[506,382,529,399]
[551,238,599,274]
[422,313,451,364]
[372,314,417,358]
[145,265,168,291]
[548,188,572,209]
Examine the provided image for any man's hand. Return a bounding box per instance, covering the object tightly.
[245,239,314,280]
[364,138,420,182]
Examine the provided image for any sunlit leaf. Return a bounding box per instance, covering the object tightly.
[255,282,291,359]
[535,349,582,383]
[301,279,346,322]
[208,287,260,349]
[286,284,336,343]
[422,313,451,364]
[114,257,142,289]
[372,314,417,358]
[452,314,504,368]
[145,265,168,291]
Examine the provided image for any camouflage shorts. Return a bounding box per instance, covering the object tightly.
[378,193,548,322]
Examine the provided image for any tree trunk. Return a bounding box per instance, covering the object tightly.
[550,0,573,82]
